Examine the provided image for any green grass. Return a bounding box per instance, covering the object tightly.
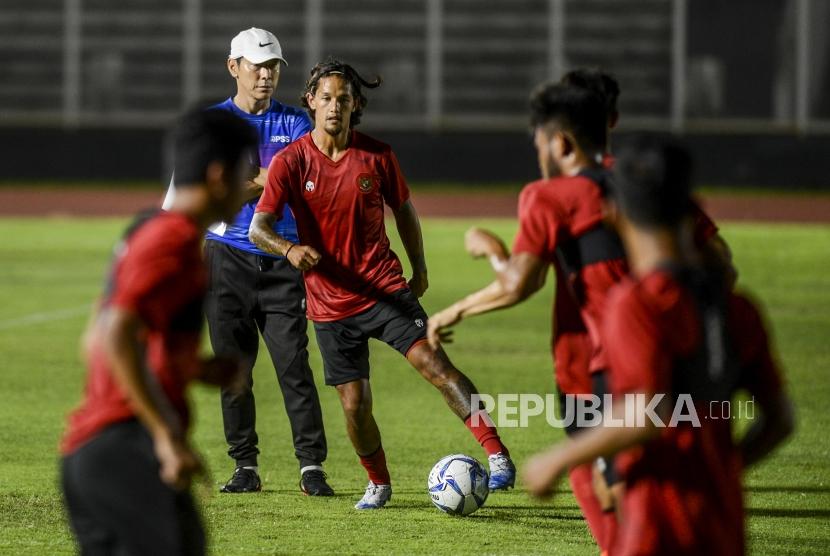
[0,217,828,554]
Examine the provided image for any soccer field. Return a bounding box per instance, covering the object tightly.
[0,217,828,555]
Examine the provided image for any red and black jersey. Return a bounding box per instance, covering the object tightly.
[551,265,592,395]
[61,211,207,455]
[603,269,783,555]
[257,131,410,321]
[512,170,628,379]
[535,157,721,394]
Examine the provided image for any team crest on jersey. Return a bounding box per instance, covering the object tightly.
[415,318,424,328]
[356,173,380,193]
[305,180,315,192]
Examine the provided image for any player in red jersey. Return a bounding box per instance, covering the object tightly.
[563,70,737,545]
[523,135,794,555]
[250,58,514,509]
[428,83,627,551]
[60,109,256,555]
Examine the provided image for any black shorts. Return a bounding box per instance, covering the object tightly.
[591,371,620,486]
[558,373,620,486]
[313,288,428,386]
[61,420,205,555]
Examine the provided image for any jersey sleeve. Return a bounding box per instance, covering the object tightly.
[603,284,671,395]
[512,186,559,258]
[258,147,298,217]
[689,199,719,247]
[729,294,784,405]
[109,232,194,331]
[381,149,410,211]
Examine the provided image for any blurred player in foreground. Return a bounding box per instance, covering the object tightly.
[250,58,515,510]
[60,109,255,555]
[523,135,794,555]
[429,82,627,551]
[449,68,737,552]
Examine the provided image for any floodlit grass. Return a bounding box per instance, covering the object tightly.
[0,217,828,554]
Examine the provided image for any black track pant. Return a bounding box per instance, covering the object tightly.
[61,420,205,556]
[205,240,327,469]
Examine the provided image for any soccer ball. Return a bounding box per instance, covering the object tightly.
[427,454,489,516]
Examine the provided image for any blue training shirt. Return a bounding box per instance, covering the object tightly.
[205,97,312,257]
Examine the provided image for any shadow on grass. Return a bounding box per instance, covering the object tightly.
[746,507,830,519]
[255,488,354,499]
[745,485,830,494]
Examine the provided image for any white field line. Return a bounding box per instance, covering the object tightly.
[0,304,91,331]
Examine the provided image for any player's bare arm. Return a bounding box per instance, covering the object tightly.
[249,211,321,271]
[738,390,795,467]
[392,199,428,297]
[523,394,666,499]
[98,307,201,490]
[240,166,269,202]
[427,252,547,348]
[78,299,101,362]
[465,227,509,261]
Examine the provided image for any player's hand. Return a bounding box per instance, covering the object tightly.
[154,431,203,491]
[523,448,567,500]
[427,306,462,350]
[243,167,269,201]
[286,244,322,271]
[465,227,508,259]
[408,268,429,298]
[199,356,246,391]
[253,166,268,185]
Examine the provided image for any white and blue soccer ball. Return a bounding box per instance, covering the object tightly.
[427,454,489,516]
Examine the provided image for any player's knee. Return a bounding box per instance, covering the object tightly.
[337,384,371,418]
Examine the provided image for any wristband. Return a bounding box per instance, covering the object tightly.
[285,244,296,258]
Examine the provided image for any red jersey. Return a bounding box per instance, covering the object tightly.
[61,212,207,455]
[551,264,592,394]
[258,132,410,321]
[603,270,783,556]
[512,173,628,377]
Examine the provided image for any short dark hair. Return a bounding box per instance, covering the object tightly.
[560,68,620,125]
[171,107,257,186]
[529,83,608,154]
[301,57,382,127]
[611,134,694,227]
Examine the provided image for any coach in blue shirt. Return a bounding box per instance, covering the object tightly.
[165,28,331,496]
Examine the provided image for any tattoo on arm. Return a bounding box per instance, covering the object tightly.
[249,212,294,256]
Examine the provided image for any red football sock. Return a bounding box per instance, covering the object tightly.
[602,509,618,553]
[569,464,607,550]
[464,410,508,457]
[358,445,391,485]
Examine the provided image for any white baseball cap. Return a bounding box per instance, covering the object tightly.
[229,28,287,65]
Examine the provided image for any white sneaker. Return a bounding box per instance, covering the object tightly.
[354,481,392,510]
[488,452,516,490]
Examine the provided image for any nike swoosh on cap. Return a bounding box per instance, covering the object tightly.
[259,42,273,47]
